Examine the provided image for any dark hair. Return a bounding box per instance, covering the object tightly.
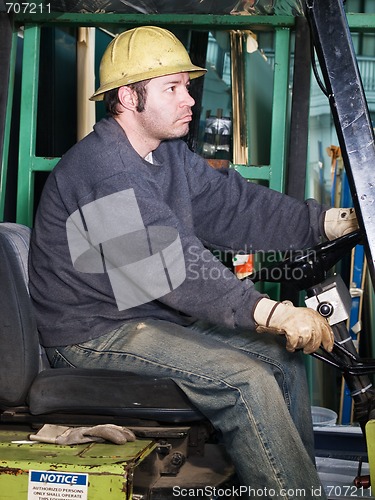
[104,80,150,116]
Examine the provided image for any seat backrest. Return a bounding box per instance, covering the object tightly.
[0,223,40,407]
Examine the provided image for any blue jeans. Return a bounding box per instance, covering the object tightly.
[46,319,326,499]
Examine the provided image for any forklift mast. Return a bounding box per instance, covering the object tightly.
[305,0,375,288]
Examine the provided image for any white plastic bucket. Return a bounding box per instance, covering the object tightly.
[311,406,338,426]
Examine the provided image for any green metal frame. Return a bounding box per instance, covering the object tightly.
[0,28,18,220]
[4,12,375,226]
[3,13,296,226]
[233,26,291,192]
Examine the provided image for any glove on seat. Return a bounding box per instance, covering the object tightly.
[29,423,136,445]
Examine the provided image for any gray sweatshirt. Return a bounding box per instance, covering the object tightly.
[29,117,325,347]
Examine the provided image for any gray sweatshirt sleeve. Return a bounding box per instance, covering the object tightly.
[98,142,327,332]
[109,168,323,331]
[106,173,267,331]
[184,153,326,254]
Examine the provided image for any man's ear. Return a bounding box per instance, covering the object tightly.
[117,86,137,111]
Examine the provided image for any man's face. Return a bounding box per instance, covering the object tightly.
[136,72,195,141]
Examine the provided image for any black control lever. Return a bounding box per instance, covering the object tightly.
[250,230,363,290]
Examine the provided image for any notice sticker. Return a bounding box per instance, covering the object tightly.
[28,470,88,500]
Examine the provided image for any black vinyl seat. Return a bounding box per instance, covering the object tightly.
[0,223,204,426]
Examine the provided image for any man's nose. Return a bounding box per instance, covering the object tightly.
[182,88,195,107]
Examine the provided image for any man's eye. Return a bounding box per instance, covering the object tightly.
[166,86,175,92]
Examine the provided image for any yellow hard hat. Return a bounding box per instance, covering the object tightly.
[90,26,207,101]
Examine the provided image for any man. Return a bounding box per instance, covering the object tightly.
[29,26,358,498]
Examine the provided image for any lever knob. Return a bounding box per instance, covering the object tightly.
[317,301,334,318]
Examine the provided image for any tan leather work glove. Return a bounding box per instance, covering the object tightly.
[323,208,359,240]
[254,298,334,354]
[29,423,136,445]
